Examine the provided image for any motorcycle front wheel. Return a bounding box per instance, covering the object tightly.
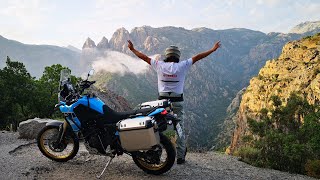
[132,133,176,175]
[37,125,79,162]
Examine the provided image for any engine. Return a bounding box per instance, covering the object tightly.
[83,125,115,155]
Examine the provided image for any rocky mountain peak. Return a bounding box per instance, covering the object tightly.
[82,37,96,49]
[97,36,109,50]
[109,28,130,52]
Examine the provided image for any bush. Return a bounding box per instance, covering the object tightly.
[164,129,177,145]
[305,160,320,178]
[241,93,320,176]
[235,146,261,166]
[164,129,176,138]
[303,36,312,40]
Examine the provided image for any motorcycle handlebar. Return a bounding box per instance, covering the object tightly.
[78,80,96,95]
[81,80,95,86]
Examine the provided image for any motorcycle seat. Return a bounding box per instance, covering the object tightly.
[102,105,156,123]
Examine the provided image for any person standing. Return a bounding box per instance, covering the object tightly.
[128,40,221,164]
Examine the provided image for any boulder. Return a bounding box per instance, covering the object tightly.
[18,118,61,139]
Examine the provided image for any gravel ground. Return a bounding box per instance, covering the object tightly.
[0,131,316,180]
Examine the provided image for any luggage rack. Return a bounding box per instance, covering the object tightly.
[137,99,171,109]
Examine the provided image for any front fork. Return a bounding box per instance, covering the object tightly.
[56,121,68,144]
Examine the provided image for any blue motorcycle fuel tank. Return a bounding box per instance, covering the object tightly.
[60,96,105,114]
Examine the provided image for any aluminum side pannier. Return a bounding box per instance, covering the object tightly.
[117,116,160,152]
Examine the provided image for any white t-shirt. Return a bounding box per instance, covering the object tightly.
[151,58,193,94]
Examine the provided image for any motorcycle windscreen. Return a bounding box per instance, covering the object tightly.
[60,69,71,86]
[58,69,71,102]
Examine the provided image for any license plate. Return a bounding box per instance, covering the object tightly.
[176,123,183,138]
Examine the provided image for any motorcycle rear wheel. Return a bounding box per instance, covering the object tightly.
[132,133,176,175]
[37,125,79,162]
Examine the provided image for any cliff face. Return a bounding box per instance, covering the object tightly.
[230,33,320,152]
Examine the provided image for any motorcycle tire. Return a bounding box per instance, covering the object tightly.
[37,125,79,162]
[132,133,176,175]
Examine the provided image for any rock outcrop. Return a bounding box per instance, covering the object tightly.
[230,33,320,153]
[18,118,60,139]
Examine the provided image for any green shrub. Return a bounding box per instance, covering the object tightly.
[241,93,320,176]
[235,146,261,166]
[242,135,254,145]
[164,129,176,139]
[305,160,320,178]
[303,35,312,40]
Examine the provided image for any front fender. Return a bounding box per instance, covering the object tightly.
[46,120,64,127]
[45,120,76,139]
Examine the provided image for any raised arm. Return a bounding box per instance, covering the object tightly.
[192,41,221,64]
[128,40,151,65]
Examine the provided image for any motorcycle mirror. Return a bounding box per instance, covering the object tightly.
[86,69,95,80]
[88,69,95,76]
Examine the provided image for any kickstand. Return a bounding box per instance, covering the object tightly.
[96,156,114,179]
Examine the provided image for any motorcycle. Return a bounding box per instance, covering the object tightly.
[37,69,182,178]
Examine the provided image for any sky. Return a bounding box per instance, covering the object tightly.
[0,0,319,49]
